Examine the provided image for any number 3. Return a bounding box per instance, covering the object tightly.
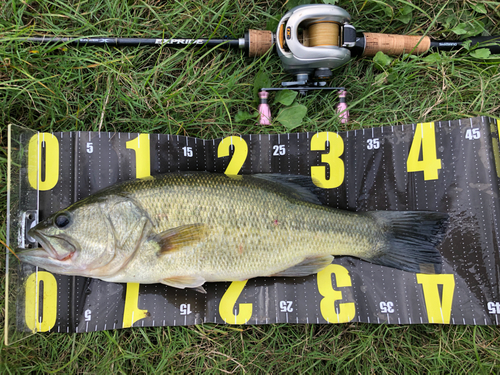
[310,132,344,189]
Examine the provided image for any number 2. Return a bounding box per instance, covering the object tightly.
[217,136,249,176]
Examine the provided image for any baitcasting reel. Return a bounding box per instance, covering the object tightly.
[259,4,356,124]
[276,5,354,83]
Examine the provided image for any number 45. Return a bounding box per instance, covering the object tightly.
[465,128,480,140]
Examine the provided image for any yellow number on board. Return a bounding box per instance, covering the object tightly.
[416,273,455,324]
[28,133,60,190]
[407,122,442,180]
[494,120,500,178]
[25,271,57,332]
[219,281,252,324]
[126,134,151,179]
[122,283,149,328]
[317,264,355,323]
[217,136,248,176]
[310,132,344,189]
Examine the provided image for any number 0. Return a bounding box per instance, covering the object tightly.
[28,133,60,191]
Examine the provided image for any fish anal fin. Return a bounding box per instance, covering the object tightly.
[154,223,207,255]
[161,275,207,293]
[271,255,333,277]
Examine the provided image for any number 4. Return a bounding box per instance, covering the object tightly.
[407,122,442,180]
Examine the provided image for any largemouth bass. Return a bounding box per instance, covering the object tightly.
[19,173,447,292]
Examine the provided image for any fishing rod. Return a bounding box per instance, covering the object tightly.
[16,4,500,124]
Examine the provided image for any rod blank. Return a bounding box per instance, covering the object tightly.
[19,36,241,48]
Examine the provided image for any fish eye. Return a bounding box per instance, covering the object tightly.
[54,213,71,229]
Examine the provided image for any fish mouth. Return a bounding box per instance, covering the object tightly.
[17,248,51,259]
[24,228,78,262]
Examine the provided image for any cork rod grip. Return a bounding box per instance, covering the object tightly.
[248,30,274,57]
[362,33,431,56]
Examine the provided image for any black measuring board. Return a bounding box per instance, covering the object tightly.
[11,116,500,333]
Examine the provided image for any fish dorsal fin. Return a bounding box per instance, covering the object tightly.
[154,224,207,255]
[271,255,333,277]
[161,275,207,293]
[251,174,323,205]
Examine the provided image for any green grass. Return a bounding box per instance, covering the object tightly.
[1,0,500,373]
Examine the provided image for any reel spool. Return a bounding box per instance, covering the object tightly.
[304,21,340,48]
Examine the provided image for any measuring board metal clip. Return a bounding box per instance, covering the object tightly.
[19,210,38,249]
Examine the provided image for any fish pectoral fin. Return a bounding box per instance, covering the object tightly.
[271,255,334,277]
[161,275,207,294]
[154,224,207,255]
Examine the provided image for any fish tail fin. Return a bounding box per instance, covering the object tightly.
[364,211,448,273]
